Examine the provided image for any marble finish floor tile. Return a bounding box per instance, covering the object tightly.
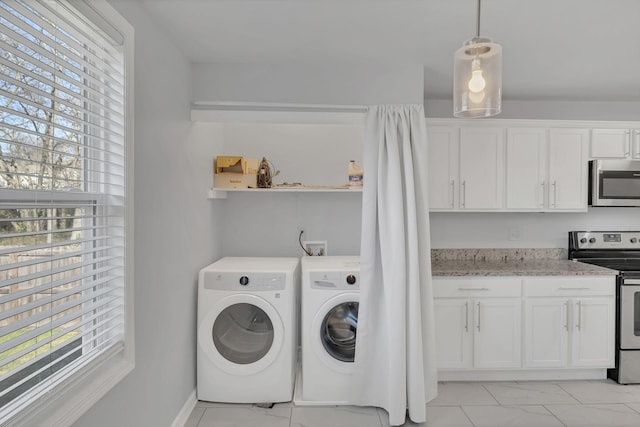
[545,404,640,427]
[557,380,640,403]
[378,406,474,427]
[463,405,564,427]
[290,405,382,427]
[427,382,499,406]
[483,381,580,405]
[197,405,291,427]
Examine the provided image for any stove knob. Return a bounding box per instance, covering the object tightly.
[346,274,357,285]
[579,238,587,244]
[589,238,596,243]
[631,238,638,244]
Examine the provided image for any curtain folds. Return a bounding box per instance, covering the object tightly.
[351,104,438,425]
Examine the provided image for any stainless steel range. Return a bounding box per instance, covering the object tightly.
[569,231,640,384]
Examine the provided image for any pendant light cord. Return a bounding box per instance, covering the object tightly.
[476,0,481,38]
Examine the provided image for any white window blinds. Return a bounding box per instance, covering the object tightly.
[0,0,127,421]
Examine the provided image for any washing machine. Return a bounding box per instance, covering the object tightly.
[299,256,360,405]
[197,257,300,403]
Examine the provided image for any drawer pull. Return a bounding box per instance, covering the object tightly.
[558,287,591,291]
[457,287,490,291]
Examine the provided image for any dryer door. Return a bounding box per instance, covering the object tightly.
[312,292,359,374]
[198,294,284,375]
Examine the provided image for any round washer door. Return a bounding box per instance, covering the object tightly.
[198,293,284,375]
[311,292,359,374]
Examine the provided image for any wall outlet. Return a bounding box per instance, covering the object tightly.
[508,228,522,241]
[302,240,327,256]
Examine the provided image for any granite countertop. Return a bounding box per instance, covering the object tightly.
[431,248,618,277]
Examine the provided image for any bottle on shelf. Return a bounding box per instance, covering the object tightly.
[348,160,363,188]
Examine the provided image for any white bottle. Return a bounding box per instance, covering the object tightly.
[348,160,363,188]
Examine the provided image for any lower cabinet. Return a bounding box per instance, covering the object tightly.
[434,276,616,377]
[524,278,615,369]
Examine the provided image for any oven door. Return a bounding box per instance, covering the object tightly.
[620,279,640,349]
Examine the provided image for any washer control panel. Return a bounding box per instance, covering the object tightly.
[203,271,287,291]
[309,271,360,290]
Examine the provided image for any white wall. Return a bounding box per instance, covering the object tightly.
[192,62,424,105]
[72,3,222,427]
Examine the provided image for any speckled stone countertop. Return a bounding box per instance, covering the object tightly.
[431,248,618,277]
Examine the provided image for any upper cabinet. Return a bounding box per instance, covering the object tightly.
[459,128,505,209]
[590,128,640,159]
[428,120,590,213]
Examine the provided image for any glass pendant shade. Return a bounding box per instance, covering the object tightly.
[453,37,502,118]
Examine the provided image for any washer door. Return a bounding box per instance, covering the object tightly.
[198,294,284,375]
[312,293,359,374]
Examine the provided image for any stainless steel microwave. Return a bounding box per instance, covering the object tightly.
[590,160,640,207]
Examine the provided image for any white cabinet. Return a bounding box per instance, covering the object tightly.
[505,128,547,209]
[524,277,615,369]
[433,278,521,370]
[427,127,459,209]
[591,128,640,159]
[547,128,589,210]
[459,127,505,209]
[427,126,504,211]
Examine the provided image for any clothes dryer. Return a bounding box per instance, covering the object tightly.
[197,257,299,403]
[299,256,360,405]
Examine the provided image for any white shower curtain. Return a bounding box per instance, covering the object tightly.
[351,104,438,426]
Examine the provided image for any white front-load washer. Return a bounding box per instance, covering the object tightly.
[299,256,360,405]
[197,257,299,403]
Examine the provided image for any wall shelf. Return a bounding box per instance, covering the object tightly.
[208,186,363,199]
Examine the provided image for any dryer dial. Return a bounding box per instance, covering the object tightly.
[346,274,357,285]
[239,276,249,286]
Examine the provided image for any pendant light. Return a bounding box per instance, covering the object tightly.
[453,0,502,118]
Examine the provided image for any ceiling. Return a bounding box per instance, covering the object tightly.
[137,0,640,102]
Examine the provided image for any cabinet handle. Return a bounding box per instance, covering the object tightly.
[635,130,640,159]
[461,180,466,208]
[551,181,558,208]
[625,130,631,157]
[464,301,469,332]
[457,287,490,291]
[477,302,481,332]
[564,300,570,331]
[576,300,582,331]
[450,180,455,208]
[540,182,545,208]
[558,287,591,291]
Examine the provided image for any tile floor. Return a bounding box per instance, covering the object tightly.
[185,380,640,427]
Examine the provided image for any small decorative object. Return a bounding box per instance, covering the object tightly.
[257,157,279,188]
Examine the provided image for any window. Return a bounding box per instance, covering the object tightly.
[0,1,131,424]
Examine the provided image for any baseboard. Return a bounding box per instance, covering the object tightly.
[171,389,197,427]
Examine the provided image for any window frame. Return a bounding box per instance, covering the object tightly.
[0,1,134,426]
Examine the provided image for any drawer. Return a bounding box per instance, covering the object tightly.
[433,277,522,298]
[524,276,616,297]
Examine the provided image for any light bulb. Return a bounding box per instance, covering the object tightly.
[468,69,486,93]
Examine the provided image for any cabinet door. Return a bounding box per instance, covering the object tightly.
[591,129,631,158]
[505,128,547,209]
[524,298,569,368]
[548,128,588,210]
[459,127,504,209]
[571,297,615,368]
[428,127,459,209]
[474,298,522,369]
[434,299,472,369]
[633,130,640,159]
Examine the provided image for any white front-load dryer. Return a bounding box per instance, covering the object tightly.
[300,256,360,405]
[197,257,299,403]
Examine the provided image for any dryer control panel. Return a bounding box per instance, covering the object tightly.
[203,272,287,291]
[309,271,360,290]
